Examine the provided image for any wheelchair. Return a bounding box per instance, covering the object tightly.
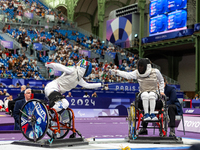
[19,99,82,142]
[127,92,168,140]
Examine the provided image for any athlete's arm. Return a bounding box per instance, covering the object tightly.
[155,69,165,94]
[115,69,137,80]
[78,78,101,89]
[45,62,74,74]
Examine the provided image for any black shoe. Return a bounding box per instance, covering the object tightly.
[139,128,148,135]
[169,132,176,138]
[5,112,11,115]
[169,127,176,138]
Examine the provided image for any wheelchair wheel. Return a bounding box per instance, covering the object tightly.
[19,99,49,142]
[47,109,71,139]
[127,103,136,139]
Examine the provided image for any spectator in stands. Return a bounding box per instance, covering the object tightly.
[0,83,5,88]
[13,88,32,130]
[193,94,199,101]
[32,59,37,65]
[122,60,127,68]
[66,92,73,97]
[26,71,32,79]
[8,84,15,88]
[2,51,7,59]
[5,95,13,115]
[104,84,109,90]
[34,73,41,80]
[83,92,90,98]
[26,83,31,88]
[101,49,105,59]
[91,92,98,98]
[2,25,8,33]
[17,70,24,78]
[8,60,13,72]
[15,83,21,88]
[2,70,7,78]
[7,74,12,79]
[3,89,10,96]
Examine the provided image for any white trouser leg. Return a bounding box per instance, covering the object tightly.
[141,92,149,114]
[52,98,69,112]
[149,92,157,114]
[61,98,69,109]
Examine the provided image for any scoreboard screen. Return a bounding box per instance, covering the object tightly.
[168,10,187,30]
[149,0,187,36]
[149,15,168,34]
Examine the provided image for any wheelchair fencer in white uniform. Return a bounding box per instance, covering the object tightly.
[44,59,102,113]
[110,58,165,121]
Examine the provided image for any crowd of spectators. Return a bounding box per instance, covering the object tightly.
[0,0,75,28]
[3,23,139,83]
[0,48,43,80]
[1,0,140,84]
[0,0,26,22]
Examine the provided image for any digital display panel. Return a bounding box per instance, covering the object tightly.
[168,10,187,30]
[149,1,157,17]
[149,0,187,36]
[149,0,168,17]
[168,0,187,12]
[149,15,168,34]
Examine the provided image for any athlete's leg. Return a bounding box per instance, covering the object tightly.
[149,92,158,120]
[141,92,151,121]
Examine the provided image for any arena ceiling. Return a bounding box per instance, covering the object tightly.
[56,0,138,21]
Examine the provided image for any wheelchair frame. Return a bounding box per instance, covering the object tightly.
[127,93,168,139]
[19,99,82,142]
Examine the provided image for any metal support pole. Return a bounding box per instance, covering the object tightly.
[138,0,146,58]
[98,0,106,40]
[195,0,200,93]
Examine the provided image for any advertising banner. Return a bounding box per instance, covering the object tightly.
[177,116,200,133]
[142,29,194,44]
[33,43,42,50]
[67,97,133,116]
[183,108,200,114]
[73,109,119,117]
[106,14,132,48]
[105,52,116,59]
[0,79,183,98]
[1,41,13,49]
[79,50,91,58]
[24,12,34,19]
[45,15,54,21]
